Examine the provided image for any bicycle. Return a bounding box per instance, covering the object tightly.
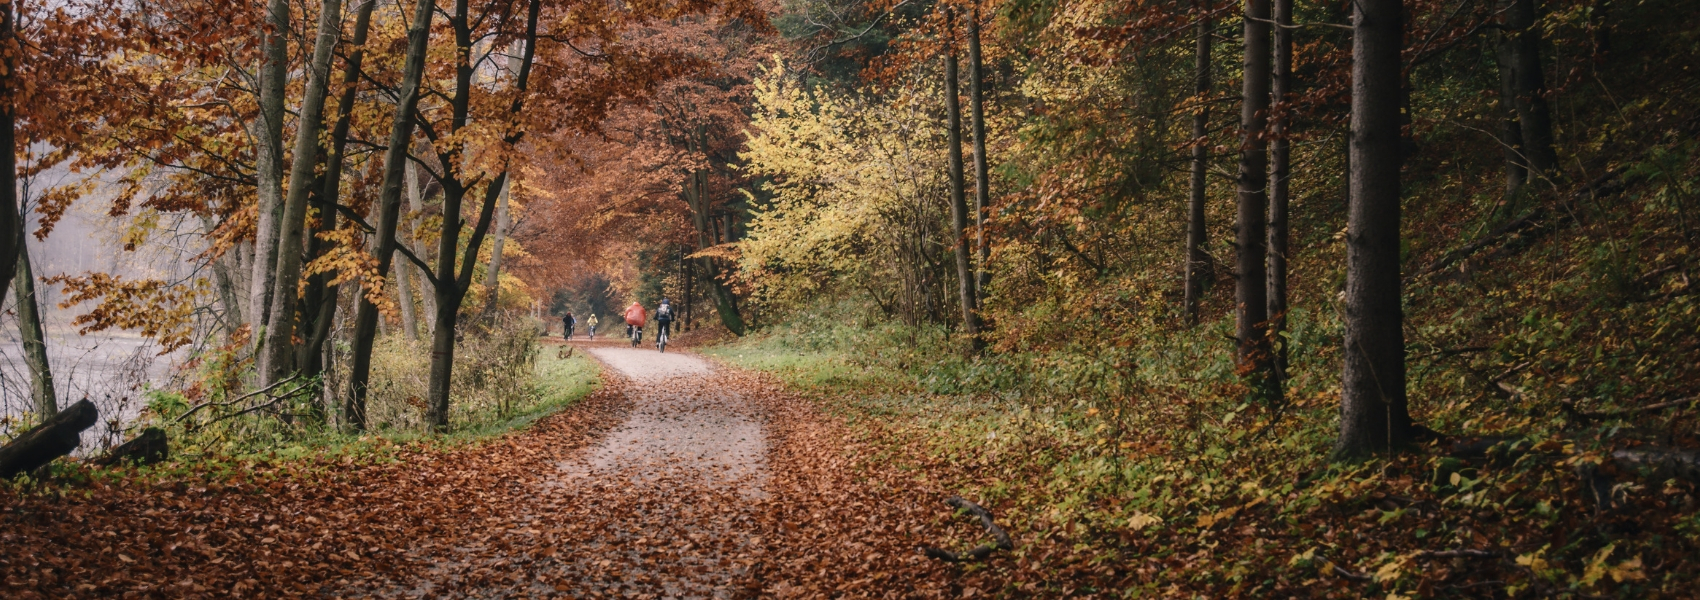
[655,324,670,353]
[629,324,642,347]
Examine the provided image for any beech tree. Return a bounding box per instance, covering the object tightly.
[346,0,439,429]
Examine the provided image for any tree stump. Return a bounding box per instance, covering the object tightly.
[94,427,169,467]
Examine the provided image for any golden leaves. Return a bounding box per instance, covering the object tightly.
[43,273,209,353]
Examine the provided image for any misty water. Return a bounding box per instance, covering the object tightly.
[0,330,180,453]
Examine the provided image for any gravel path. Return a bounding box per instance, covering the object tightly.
[570,345,767,494]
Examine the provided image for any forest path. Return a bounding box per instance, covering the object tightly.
[1,337,958,599]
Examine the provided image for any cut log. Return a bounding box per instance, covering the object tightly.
[94,427,169,467]
[0,398,98,478]
[920,496,1014,562]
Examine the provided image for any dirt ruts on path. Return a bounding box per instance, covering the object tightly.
[1,340,973,599]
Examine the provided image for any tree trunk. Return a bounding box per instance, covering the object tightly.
[423,0,542,430]
[967,4,991,304]
[1266,0,1292,379]
[0,2,21,312]
[1506,0,1557,180]
[1494,32,1528,201]
[1237,0,1276,400]
[480,177,511,320]
[425,287,459,429]
[345,0,436,431]
[943,8,983,351]
[1184,8,1211,326]
[405,159,437,333]
[682,129,747,336]
[0,399,95,479]
[1334,0,1415,461]
[261,0,345,386]
[13,237,56,420]
[209,238,246,335]
[479,47,526,323]
[396,235,418,340]
[249,0,291,343]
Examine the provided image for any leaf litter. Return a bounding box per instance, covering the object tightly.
[1,344,985,598]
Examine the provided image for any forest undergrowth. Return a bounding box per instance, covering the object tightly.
[710,204,1700,598]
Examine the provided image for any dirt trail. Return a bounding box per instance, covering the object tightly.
[1,338,963,599]
[565,345,766,493]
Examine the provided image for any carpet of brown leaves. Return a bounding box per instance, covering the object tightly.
[0,346,1009,598]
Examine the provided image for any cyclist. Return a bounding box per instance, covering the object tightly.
[563,311,576,339]
[586,313,598,339]
[654,298,675,351]
[624,301,647,345]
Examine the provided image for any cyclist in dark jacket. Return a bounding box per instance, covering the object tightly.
[655,298,675,337]
[563,312,576,339]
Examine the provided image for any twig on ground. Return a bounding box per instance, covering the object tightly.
[919,496,1014,562]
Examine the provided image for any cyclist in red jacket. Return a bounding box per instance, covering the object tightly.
[624,301,647,345]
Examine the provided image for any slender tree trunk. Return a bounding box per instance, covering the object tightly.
[249,0,291,343]
[345,0,436,431]
[683,129,747,335]
[13,239,55,420]
[480,177,511,319]
[1184,8,1212,326]
[424,0,542,430]
[967,3,991,304]
[261,0,345,386]
[294,0,373,420]
[1238,0,1276,400]
[1334,0,1414,461]
[1494,33,1528,201]
[1507,0,1557,179]
[943,8,983,351]
[209,238,246,335]
[396,235,418,340]
[479,48,525,323]
[405,159,437,332]
[1267,0,1292,380]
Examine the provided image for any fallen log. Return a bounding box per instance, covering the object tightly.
[94,427,169,467]
[1610,445,1700,483]
[920,496,1014,562]
[0,399,98,478]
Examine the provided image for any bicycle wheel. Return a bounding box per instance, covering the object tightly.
[657,330,667,353]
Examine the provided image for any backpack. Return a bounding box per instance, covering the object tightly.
[656,303,673,320]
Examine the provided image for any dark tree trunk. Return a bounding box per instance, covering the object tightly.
[1267,0,1292,379]
[943,8,983,351]
[1494,34,1529,201]
[967,4,991,304]
[0,399,96,479]
[1237,0,1277,400]
[13,235,56,420]
[422,0,542,429]
[1184,8,1212,326]
[0,1,22,317]
[1506,0,1557,179]
[346,0,436,431]
[1334,0,1415,461]
[682,128,747,336]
